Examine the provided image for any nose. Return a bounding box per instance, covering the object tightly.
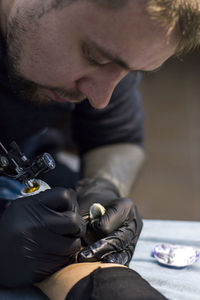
[76,65,127,109]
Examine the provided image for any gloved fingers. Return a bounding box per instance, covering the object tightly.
[32,254,75,283]
[102,251,129,265]
[46,211,86,236]
[29,202,86,236]
[76,178,120,216]
[91,206,124,235]
[33,252,76,283]
[77,223,137,263]
[24,228,82,256]
[77,235,123,262]
[35,187,78,213]
[91,198,134,235]
[52,235,82,256]
[39,233,82,256]
[102,248,133,266]
[77,236,121,263]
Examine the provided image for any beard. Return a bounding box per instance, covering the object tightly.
[1,14,47,106]
[6,60,52,106]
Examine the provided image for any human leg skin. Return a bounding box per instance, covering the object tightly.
[36,262,167,300]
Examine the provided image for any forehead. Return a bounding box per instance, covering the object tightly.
[21,1,175,71]
[61,1,176,70]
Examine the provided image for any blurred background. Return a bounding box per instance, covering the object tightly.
[132,50,200,221]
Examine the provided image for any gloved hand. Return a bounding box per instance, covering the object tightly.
[0,187,86,288]
[76,178,143,266]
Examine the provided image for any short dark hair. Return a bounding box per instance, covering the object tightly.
[147,0,200,54]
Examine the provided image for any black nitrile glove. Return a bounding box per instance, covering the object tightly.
[76,178,143,266]
[0,187,86,288]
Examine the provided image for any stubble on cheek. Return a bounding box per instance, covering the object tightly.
[2,7,53,105]
[4,4,86,106]
[5,49,51,106]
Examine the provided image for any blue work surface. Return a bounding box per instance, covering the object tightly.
[0,220,199,299]
[130,220,200,300]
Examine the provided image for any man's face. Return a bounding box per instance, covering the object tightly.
[1,0,176,108]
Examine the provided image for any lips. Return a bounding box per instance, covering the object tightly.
[51,91,70,103]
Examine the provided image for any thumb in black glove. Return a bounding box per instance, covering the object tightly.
[76,178,143,266]
[0,187,86,288]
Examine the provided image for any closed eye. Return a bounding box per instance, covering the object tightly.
[82,43,110,67]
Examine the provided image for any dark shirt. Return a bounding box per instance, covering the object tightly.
[0,44,144,155]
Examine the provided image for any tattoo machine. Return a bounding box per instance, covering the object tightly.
[0,141,106,221]
[0,141,56,196]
